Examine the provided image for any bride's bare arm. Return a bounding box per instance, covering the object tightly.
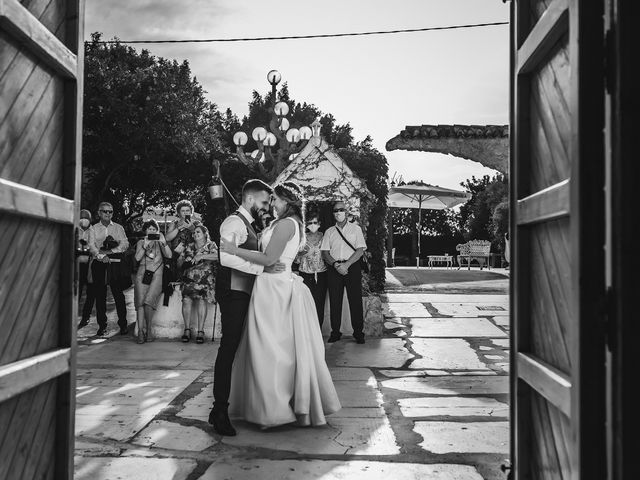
[220,220,295,267]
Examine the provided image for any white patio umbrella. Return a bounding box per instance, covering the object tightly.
[388,184,471,267]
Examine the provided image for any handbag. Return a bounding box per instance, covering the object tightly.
[334,226,370,274]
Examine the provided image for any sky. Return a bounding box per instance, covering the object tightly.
[85,0,509,190]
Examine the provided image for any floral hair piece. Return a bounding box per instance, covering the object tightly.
[276,182,303,202]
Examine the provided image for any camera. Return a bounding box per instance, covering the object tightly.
[147,233,160,240]
[185,214,191,222]
[100,235,119,251]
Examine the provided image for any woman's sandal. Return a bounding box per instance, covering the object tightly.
[137,331,146,344]
[181,328,191,343]
[196,330,205,344]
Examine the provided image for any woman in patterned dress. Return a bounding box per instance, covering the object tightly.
[178,224,218,343]
[295,213,328,326]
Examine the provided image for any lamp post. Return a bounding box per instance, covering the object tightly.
[233,70,315,181]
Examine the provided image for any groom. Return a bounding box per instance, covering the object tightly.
[209,179,282,436]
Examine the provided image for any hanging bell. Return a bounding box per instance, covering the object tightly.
[208,176,224,200]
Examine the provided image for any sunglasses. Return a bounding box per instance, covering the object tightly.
[100,210,113,214]
[333,208,346,212]
[307,221,319,225]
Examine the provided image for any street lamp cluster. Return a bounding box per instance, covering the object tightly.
[232,70,320,180]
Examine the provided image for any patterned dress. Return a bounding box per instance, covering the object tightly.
[180,240,218,304]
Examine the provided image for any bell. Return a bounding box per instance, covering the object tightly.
[208,176,223,200]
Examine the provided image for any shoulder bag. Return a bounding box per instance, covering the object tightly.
[334,227,369,274]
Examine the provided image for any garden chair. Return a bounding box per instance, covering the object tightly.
[456,240,492,270]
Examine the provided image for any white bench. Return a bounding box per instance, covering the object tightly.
[456,240,491,270]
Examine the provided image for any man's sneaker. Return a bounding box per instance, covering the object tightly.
[78,320,89,329]
[120,326,129,335]
[208,409,237,436]
[354,335,366,344]
[328,333,342,343]
[96,327,106,336]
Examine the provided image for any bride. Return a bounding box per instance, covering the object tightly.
[220,181,341,428]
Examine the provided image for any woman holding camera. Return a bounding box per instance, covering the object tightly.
[166,199,196,264]
[134,219,172,344]
[178,224,218,344]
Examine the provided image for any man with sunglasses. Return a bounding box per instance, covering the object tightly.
[88,202,130,336]
[321,200,367,344]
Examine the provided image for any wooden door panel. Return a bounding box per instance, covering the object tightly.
[20,0,68,41]
[529,220,572,373]
[511,0,606,478]
[0,380,57,480]
[529,38,571,192]
[0,0,83,478]
[530,392,572,479]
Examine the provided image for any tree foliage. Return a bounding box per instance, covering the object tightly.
[338,137,389,293]
[82,33,229,223]
[458,174,508,249]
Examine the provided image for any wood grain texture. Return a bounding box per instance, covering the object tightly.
[518,0,568,74]
[530,0,553,26]
[518,352,571,417]
[529,36,571,192]
[0,349,69,403]
[529,218,572,373]
[0,0,75,77]
[1,0,80,477]
[0,217,61,366]
[530,391,570,479]
[518,179,570,225]
[0,380,57,479]
[0,179,74,222]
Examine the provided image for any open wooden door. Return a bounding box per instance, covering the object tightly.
[0,0,84,478]
[509,0,607,479]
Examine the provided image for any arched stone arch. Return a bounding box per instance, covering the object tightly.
[385,124,509,175]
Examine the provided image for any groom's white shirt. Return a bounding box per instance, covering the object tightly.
[219,205,264,275]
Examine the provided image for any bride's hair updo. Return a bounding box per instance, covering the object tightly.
[273,182,306,242]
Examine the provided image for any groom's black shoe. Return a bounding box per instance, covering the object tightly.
[328,332,342,343]
[209,408,237,436]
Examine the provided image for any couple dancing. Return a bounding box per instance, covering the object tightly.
[208,179,341,436]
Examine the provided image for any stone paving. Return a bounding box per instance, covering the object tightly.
[74,268,510,479]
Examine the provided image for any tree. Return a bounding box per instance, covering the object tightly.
[82,33,230,225]
[226,83,354,181]
[458,174,508,249]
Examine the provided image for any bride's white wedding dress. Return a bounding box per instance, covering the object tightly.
[228,217,341,427]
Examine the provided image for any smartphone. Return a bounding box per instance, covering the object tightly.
[185,214,191,222]
[147,233,160,240]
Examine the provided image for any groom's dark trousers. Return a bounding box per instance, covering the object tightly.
[212,291,251,410]
[212,210,259,412]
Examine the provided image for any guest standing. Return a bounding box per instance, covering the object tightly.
[321,200,367,344]
[296,214,328,326]
[165,199,196,267]
[133,220,172,344]
[77,209,96,329]
[88,202,130,336]
[178,224,218,344]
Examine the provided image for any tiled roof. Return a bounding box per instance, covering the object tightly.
[399,124,508,139]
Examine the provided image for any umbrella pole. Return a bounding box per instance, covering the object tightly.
[417,197,422,268]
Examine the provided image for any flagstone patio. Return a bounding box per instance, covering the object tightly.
[74,268,510,479]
